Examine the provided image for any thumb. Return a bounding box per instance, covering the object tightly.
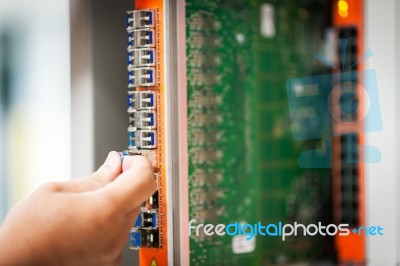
[97,156,156,214]
[56,151,122,192]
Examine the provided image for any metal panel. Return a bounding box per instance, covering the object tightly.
[166,0,190,264]
[365,0,399,264]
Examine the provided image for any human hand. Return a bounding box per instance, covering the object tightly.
[0,151,156,266]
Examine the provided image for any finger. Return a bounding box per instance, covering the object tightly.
[97,156,156,214]
[93,151,122,184]
[55,151,122,193]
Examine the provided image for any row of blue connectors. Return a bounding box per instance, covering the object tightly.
[126,9,160,251]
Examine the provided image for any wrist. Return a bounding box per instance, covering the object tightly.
[0,224,36,265]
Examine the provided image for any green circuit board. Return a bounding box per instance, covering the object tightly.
[186,1,260,265]
[186,0,334,265]
[255,0,335,263]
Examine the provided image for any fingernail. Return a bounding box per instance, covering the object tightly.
[104,152,119,167]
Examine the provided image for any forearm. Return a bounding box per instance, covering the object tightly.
[0,214,55,266]
[0,154,155,266]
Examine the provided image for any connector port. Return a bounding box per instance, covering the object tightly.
[139,110,157,128]
[128,29,155,49]
[134,210,158,229]
[128,48,155,68]
[147,191,159,209]
[129,229,160,250]
[138,130,157,149]
[141,210,158,229]
[128,91,157,111]
[126,10,154,30]
[129,110,157,129]
[128,67,156,87]
[127,129,157,149]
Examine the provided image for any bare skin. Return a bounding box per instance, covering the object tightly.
[0,152,156,266]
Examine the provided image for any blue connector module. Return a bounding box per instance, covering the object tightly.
[128,129,157,149]
[129,229,160,250]
[129,110,156,129]
[139,110,156,129]
[126,10,154,31]
[127,67,156,87]
[127,91,157,111]
[138,130,157,149]
[142,210,158,229]
[128,48,156,69]
[127,29,155,49]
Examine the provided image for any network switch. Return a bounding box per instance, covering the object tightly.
[121,0,368,265]
[125,4,166,262]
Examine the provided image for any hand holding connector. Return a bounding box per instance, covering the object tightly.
[0,152,156,266]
